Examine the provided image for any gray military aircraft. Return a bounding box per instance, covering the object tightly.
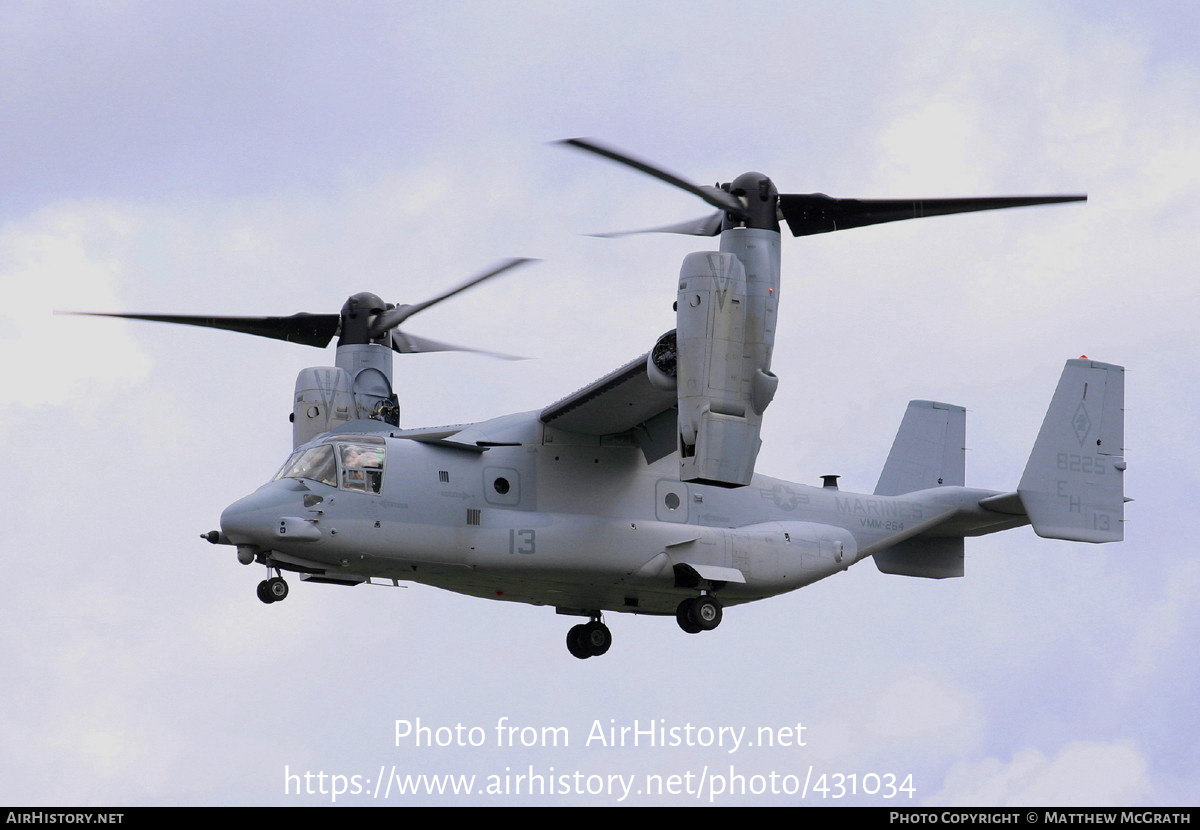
[72,140,1125,659]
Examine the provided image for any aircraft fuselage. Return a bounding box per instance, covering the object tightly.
[219,419,1017,618]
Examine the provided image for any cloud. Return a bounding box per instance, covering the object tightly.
[930,741,1151,807]
[0,203,152,419]
[2,0,1197,807]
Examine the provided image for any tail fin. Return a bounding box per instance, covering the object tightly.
[1016,359,1126,542]
[875,400,966,496]
[872,401,966,578]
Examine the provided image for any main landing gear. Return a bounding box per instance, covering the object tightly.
[676,594,723,634]
[566,617,612,660]
[563,595,724,658]
[256,568,289,604]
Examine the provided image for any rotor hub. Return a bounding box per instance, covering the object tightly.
[724,172,779,233]
[339,292,391,346]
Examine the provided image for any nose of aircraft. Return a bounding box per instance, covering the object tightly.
[220,480,306,546]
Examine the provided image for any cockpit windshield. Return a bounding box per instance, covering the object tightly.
[274,441,385,494]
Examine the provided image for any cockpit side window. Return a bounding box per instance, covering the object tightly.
[274,445,337,487]
[339,443,385,494]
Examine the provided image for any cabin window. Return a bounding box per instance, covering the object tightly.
[339,443,385,494]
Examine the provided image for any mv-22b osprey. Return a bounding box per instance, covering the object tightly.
[76,140,1125,659]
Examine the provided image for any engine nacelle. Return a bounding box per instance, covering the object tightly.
[292,343,399,447]
[675,251,777,487]
[646,330,678,392]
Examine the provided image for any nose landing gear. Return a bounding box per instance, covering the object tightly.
[256,569,289,604]
[566,617,612,659]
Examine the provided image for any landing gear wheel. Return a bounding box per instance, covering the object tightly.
[566,624,591,659]
[677,595,722,632]
[676,598,702,634]
[266,576,289,602]
[256,580,274,604]
[566,620,612,658]
[580,621,612,656]
[689,595,722,631]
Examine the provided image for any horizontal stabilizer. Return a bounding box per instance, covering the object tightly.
[875,400,966,496]
[1017,359,1125,542]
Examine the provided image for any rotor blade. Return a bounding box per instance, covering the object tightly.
[57,310,340,348]
[589,212,725,238]
[777,193,1087,237]
[390,330,525,361]
[369,257,538,336]
[557,138,749,219]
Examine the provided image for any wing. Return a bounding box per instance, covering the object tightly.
[390,353,679,457]
[540,353,677,460]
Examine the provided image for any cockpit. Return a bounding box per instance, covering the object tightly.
[273,437,386,494]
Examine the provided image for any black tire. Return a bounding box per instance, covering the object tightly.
[257,580,275,604]
[689,595,722,631]
[267,576,289,602]
[581,621,612,656]
[675,598,702,634]
[566,624,591,659]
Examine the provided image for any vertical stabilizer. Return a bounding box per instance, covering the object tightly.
[875,400,966,496]
[1017,359,1125,542]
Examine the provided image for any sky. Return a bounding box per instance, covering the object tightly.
[2,0,1197,807]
